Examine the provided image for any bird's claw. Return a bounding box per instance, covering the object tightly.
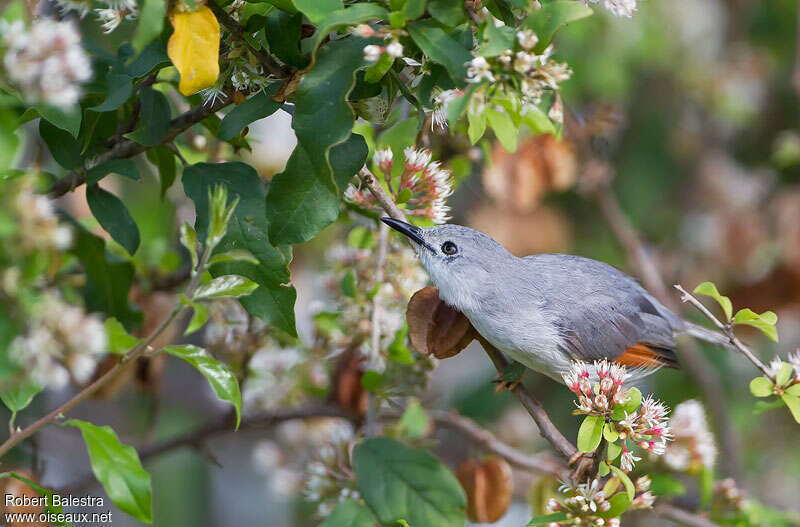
[492,376,521,393]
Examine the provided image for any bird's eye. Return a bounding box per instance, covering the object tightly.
[441,241,458,255]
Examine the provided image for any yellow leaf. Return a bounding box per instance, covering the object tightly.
[167,6,220,96]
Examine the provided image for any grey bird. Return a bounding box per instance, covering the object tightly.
[381,218,729,383]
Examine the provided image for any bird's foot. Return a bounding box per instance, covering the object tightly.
[492,361,526,393]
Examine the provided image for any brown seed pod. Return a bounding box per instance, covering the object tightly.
[457,456,514,523]
[406,286,476,359]
[0,470,46,526]
[331,347,368,416]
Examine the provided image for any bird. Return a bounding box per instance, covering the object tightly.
[381,217,730,384]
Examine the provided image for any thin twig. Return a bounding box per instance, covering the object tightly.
[674,285,773,379]
[206,1,290,79]
[654,504,721,527]
[428,410,566,476]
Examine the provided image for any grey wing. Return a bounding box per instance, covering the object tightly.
[528,254,680,367]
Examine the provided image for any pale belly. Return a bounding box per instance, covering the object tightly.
[462,308,572,383]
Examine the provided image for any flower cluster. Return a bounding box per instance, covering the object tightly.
[663,399,717,472]
[345,147,454,223]
[10,177,73,253]
[95,0,138,33]
[466,28,571,107]
[563,359,630,415]
[615,395,673,469]
[563,360,673,472]
[353,24,407,64]
[545,475,655,526]
[9,293,107,389]
[1,19,92,108]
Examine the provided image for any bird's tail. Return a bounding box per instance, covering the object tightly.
[684,322,735,350]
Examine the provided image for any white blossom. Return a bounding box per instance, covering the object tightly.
[385,41,403,58]
[466,56,495,83]
[363,44,382,63]
[517,29,539,50]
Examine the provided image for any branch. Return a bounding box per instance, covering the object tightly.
[357,167,586,470]
[206,1,289,79]
[655,504,721,527]
[674,285,773,379]
[428,410,566,476]
[59,404,351,494]
[47,96,233,198]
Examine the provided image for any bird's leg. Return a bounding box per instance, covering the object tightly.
[492,360,526,393]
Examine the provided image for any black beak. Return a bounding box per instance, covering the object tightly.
[381,217,434,252]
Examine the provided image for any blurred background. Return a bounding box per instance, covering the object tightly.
[4,0,800,525]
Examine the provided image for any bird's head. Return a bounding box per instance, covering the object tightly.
[381,218,513,312]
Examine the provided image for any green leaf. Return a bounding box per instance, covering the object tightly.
[597,461,610,477]
[611,387,642,420]
[125,86,171,147]
[126,40,170,78]
[0,382,43,412]
[781,393,800,424]
[145,146,176,198]
[105,317,140,354]
[693,281,733,321]
[396,400,429,439]
[0,472,72,526]
[776,363,793,387]
[522,106,557,136]
[699,467,714,507]
[182,162,297,336]
[162,344,242,428]
[396,187,413,204]
[577,415,604,452]
[267,134,367,246]
[194,275,259,300]
[606,440,622,462]
[293,0,342,23]
[308,5,388,62]
[219,87,281,141]
[649,473,687,497]
[354,437,466,526]
[597,493,631,519]
[528,512,567,525]
[481,23,515,57]
[750,376,774,397]
[786,383,800,396]
[132,0,167,52]
[39,119,82,169]
[732,308,779,342]
[407,20,472,86]
[467,107,487,144]
[265,11,309,68]
[427,0,466,26]
[753,397,786,415]
[340,269,357,298]
[91,73,133,112]
[403,0,425,20]
[85,159,140,186]
[87,185,141,256]
[66,420,152,523]
[180,221,199,270]
[608,465,635,501]
[360,370,383,392]
[320,499,378,527]
[603,422,619,442]
[522,0,593,54]
[486,107,518,152]
[364,52,395,83]
[185,302,210,335]
[35,104,82,137]
[208,249,260,266]
[70,221,142,329]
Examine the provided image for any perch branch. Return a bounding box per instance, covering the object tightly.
[674,285,773,379]
[655,504,721,527]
